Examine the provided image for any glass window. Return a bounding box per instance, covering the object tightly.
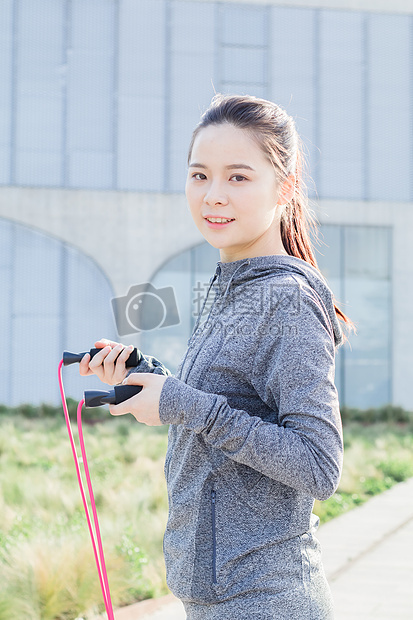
[342,226,392,408]
[315,225,344,399]
[140,244,219,373]
[317,224,392,408]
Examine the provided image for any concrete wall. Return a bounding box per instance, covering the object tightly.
[190,0,413,14]
[0,186,204,298]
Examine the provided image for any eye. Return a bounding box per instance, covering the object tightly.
[192,172,207,180]
[230,174,247,182]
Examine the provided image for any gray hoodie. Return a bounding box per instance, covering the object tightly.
[135,255,343,606]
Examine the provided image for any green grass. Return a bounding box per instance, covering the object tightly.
[1,406,413,619]
[0,412,169,620]
[314,421,413,522]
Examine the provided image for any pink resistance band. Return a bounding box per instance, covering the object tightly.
[58,359,115,620]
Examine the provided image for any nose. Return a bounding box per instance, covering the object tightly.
[204,181,229,207]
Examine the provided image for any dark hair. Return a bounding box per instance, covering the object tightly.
[188,93,352,327]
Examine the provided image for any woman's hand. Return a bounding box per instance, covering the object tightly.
[79,338,135,386]
[109,372,168,426]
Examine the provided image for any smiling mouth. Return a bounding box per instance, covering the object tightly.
[205,217,235,224]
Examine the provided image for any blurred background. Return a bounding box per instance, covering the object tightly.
[0,0,412,410]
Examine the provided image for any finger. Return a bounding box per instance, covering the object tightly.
[123,372,152,386]
[100,343,128,383]
[109,394,140,417]
[112,344,135,384]
[103,343,125,368]
[117,344,135,363]
[79,353,92,376]
[95,338,121,349]
[88,345,112,372]
[109,403,129,417]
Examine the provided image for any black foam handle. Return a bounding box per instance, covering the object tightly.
[84,384,143,408]
[113,384,143,404]
[63,347,140,367]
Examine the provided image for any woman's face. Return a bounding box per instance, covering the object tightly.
[185,123,286,263]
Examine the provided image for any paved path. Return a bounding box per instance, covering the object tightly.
[99,477,413,619]
[318,476,413,619]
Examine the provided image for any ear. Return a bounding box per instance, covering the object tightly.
[277,174,296,206]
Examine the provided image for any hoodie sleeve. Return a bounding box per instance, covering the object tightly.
[127,352,172,377]
[158,290,343,501]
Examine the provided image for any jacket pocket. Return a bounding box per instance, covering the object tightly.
[211,489,217,584]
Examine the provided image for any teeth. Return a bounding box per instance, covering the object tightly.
[207,217,234,223]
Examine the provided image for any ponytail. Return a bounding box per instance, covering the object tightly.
[280,147,353,328]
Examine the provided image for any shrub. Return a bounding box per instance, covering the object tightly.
[378,459,413,483]
[340,404,413,425]
[4,401,411,426]
[0,399,108,423]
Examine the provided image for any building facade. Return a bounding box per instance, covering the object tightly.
[0,0,412,407]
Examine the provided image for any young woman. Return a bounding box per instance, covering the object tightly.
[80,94,351,619]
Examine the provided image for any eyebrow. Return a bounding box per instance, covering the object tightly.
[188,163,255,171]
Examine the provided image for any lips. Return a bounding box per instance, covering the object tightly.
[204,216,235,227]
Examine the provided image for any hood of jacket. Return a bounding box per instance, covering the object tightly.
[210,254,343,348]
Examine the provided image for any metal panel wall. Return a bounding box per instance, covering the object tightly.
[0,1,411,199]
[117,0,166,191]
[367,14,411,201]
[220,3,268,99]
[0,0,13,184]
[14,0,65,187]
[318,10,364,199]
[222,47,266,84]
[66,0,116,189]
[168,0,217,192]
[222,4,266,47]
[269,8,316,193]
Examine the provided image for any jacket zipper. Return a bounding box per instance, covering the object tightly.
[180,274,220,383]
[211,489,217,584]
